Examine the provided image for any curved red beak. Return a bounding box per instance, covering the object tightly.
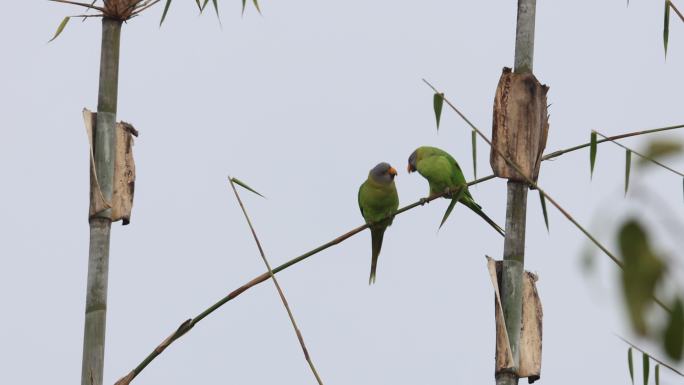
[407,164,416,173]
[388,167,398,177]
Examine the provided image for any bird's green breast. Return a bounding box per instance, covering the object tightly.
[358,179,399,225]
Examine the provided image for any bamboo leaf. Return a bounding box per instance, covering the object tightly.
[664,0,671,57]
[49,17,70,42]
[655,364,660,385]
[201,0,209,11]
[664,297,684,360]
[212,0,219,18]
[629,348,635,385]
[619,221,665,335]
[252,0,261,13]
[438,187,466,229]
[159,0,172,26]
[590,131,597,178]
[433,93,444,130]
[539,190,549,232]
[643,353,650,385]
[195,0,202,10]
[231,177,265,198]
[625,149,632,195]
[638,140,682,166]
[242,0,246,14]
[471,130,477,179]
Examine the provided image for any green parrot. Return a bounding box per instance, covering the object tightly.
[407,146,504,236]
[358,162,400,284]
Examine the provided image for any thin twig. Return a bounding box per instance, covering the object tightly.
[595,131,684,177]
[421,78,672,314]
[542,124,684,161]
[113,117,681,384]
[229,178,325,385]
[113,175,491,385]
[616,334,684,377]
[670,1,684,24]
[130,0,161,17]
[49,0,105,12]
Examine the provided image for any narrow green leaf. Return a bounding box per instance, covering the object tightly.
[643,353,650,385]
[539,190,549,232]
[242,0,247,14]
[433,93,444,130]
[252,0,262,13]
[628,348,635,385]
[638,140,682,166]
[664,297,684,360]
[471,130,477,180]
[655,364,660,385]
[49,17,70,42]
[664,1,671,57]
[212,0,220,18]
[625,149,632,195]
[438,187,466,229]
[231,177,265,198]
[160,0,172,26]
[195,0,202,10]
[201,0,210,11]
[590,131,597,178]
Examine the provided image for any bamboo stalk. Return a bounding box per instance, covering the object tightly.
[229,179,325,385]
[496,1,537,384]
[82,17,122,385]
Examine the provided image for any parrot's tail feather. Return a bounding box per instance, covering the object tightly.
[462,199,505,237]
[369,227,385,285]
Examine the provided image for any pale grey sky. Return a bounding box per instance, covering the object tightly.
[1,1,683,384]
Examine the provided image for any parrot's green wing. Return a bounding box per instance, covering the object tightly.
[416,155,458,195]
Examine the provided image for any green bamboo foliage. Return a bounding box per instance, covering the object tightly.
[664,298,684,360]
[590,131,598,178]
[625,149,632,195]
[539,190,549,232]
[655,364,660,385]
[471,130,477,179]
[664,0,671,56]
[644,353,650,385]
[628,347,635,385]
[49,16,70,41]
[433,92,444,130]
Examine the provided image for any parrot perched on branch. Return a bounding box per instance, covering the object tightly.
[407,146,504,236]
[358,162,400,284]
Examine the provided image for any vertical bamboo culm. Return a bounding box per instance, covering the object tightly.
[497,1,536,385]
[81,17,122,385]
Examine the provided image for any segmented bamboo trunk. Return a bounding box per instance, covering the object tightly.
[81,17,122,385]
[497,1,536,385]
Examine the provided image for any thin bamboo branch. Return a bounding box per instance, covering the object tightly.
[50,0,105,12]
[113,175,492,385]
[542,124,684,161]
[616,335,684,377]
[229,179,325,385]
[670,1,684,23]
[130,0,161,16]
[595,131,684,177]
[421,79,673,315]
[113,118,683,385]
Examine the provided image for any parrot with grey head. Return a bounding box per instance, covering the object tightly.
[407,146,504,236]
[358,162,400,284]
